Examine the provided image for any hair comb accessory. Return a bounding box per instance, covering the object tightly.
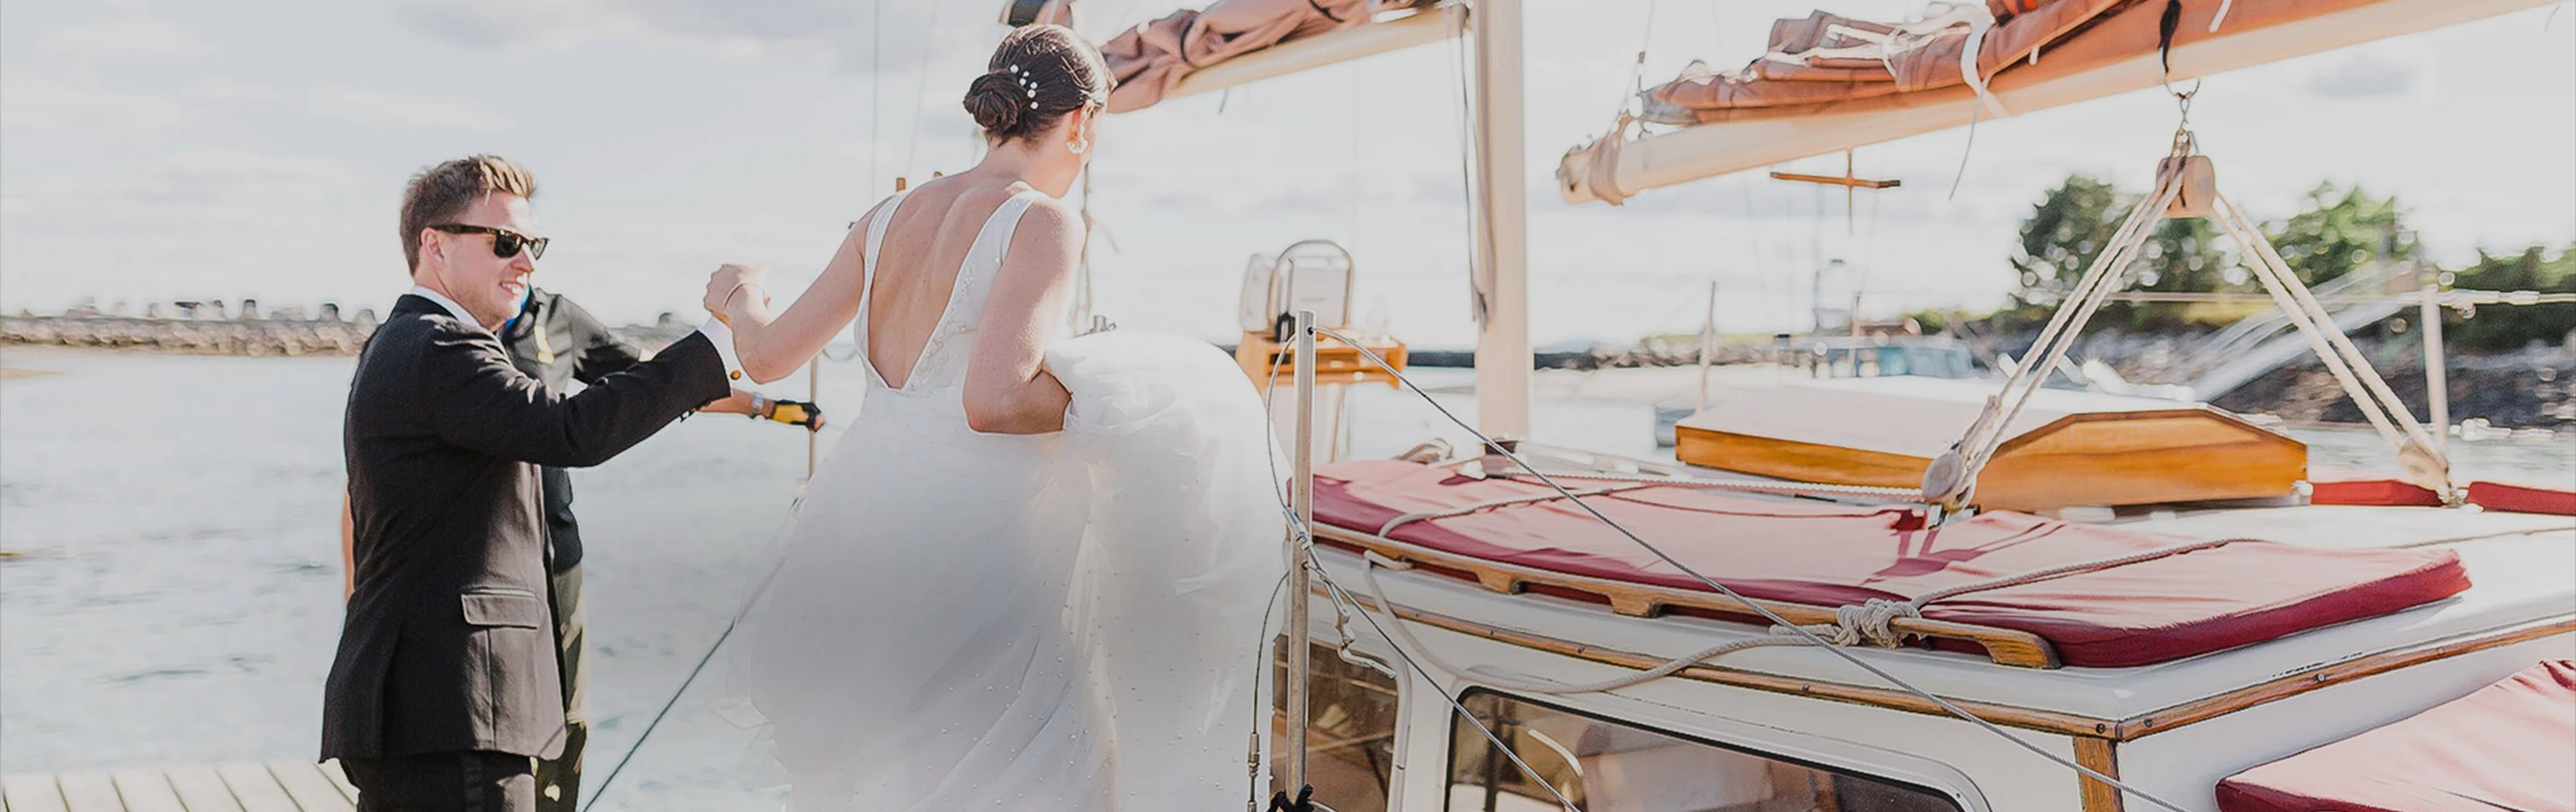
[1005,63,1042,108]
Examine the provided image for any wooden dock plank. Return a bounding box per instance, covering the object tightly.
[107,772,187,812]
[1,774,69,812]
[163,766,243,812]
[212,764,297,812]
[262,763,350,812]
[313,762,357,804]
[50,774,118,812]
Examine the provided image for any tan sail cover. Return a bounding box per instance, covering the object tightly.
[1097,0,1424,112]
[1561,0,2537,204]
[1644,0,2372,124]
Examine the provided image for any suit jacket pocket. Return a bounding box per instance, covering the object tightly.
[459,588,564,756]
[461,589,547,628]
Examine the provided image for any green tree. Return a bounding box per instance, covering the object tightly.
[2445,244,2576,352]
[2266,182,2419,284]
[2007,174,2122,320]
[2005,173,2229,331]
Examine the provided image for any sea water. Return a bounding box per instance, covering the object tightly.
[3,348,2568,809]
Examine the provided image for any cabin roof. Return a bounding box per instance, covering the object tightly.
[1309,457,2573,720]
[1320,511,2570,722]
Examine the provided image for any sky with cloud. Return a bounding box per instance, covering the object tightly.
[3,0,2569,347]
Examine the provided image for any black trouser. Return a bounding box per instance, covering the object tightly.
[536,563,588,811]
[343,750,536,812]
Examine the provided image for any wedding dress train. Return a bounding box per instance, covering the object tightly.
[726,189,1285,811]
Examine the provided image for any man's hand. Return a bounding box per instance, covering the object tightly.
[703,263,770,321]
[768,399,825,431]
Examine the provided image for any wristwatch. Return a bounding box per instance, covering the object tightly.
[748,392,775,420]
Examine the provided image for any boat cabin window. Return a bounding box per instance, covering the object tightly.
[1274,637,1403,812]
[1447,691,1961,812]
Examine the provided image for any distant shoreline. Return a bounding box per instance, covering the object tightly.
[1,313,693,357]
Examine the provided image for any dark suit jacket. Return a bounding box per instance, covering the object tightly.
[497,289,651,571]
[323,294,729,760]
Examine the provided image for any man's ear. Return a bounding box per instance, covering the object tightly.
[419,229,445,270]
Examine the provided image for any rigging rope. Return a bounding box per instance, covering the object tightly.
[1257,339,1587,812]
[1304,326,2192,812]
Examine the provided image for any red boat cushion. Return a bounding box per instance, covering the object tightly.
[2216,660,2576,812]
[2467,480,2576,516]
[2309,468,2445,507]
[1312,460,2471,668]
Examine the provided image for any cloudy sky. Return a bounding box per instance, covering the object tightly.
[3,0,2569,346]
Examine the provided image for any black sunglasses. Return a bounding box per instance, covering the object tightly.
[428,223,549,260]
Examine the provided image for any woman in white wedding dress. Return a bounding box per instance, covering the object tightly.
[703,25,1286,812]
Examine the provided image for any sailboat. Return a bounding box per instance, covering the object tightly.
[1051,1,2576,812]
[1057,1,2574,810]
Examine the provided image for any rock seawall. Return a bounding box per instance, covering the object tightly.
[1,314,693,356]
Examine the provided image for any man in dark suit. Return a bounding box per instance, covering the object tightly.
[325,155,748,811]
[339,287,822,811]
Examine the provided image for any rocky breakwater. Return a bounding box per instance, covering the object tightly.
[3,300,376,355]
[2,300,697,356]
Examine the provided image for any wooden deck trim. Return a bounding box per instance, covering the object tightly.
[1313,524,2063,668]
[2074,738,2123,812]
[1673,425,1929,488]
[1990,406,2296,457]
[2108,614,2576,739]
[1676,399,2305,512]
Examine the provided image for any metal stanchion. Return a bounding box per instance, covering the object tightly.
[1284,309,1317,799]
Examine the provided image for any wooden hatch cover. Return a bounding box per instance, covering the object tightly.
[1674,377,2305,512]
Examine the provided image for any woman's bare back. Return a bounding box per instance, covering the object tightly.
[863,177,1045,390]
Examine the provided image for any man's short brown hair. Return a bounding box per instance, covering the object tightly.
[399,155,537,274]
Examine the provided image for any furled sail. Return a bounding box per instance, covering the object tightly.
[1560,0,2549,205]
[1013,0,1445,113]
[1643,0,2117,123]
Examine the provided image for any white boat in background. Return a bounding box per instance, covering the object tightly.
[1051,0,2576,810]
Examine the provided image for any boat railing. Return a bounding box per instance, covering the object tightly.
[2136,260,2419,388]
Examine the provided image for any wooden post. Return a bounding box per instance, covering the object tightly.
[2419,279,2449,458]
[1470,0,1531,439]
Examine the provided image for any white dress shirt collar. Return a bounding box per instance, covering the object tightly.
[406,285,484,329]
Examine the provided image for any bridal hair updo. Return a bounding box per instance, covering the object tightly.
[962,24,1111,143]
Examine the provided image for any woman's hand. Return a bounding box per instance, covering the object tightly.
[704,263,770,323]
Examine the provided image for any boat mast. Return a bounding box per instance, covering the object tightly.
[1470,0,1531,437]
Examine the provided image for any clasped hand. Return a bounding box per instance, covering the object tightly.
[704,262,769,324]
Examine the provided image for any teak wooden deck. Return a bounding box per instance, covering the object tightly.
[2,760,355,812]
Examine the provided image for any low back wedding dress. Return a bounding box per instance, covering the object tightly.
[726,187,1286,811]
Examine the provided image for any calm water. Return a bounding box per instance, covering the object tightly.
[3,349,2569,808]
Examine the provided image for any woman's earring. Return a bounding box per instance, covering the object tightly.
[1068,138,1089,156]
